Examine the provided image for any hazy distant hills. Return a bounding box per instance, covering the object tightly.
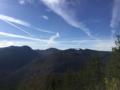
[0,46,111,90]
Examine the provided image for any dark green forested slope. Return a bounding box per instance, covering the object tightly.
[1,35,120,90]
[105,35,120,90]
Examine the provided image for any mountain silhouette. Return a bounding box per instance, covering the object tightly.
[0,46,111,90]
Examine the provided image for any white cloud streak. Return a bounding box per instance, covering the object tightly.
[0,32,47,42]
[41,0,93,38]
[18,0,33,5]
[0,31,60,48]
[0,14,55,35]
[0,14,60,48]
[0,14,30,27]
[0,14,34,36]
[0,31,113,51]
[33,27,55,34]
[2,19,33,37]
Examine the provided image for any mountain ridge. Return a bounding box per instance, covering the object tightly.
[0,46,111,90]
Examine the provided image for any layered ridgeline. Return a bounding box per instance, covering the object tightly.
[0,46,110,90]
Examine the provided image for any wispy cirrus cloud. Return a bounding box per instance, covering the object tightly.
[0,14,55,35]
[34,27,55,34]
[0,32,47,42]
[18,0,26,5]
[2,19,33,37]
[0,14,33,36]
[41,15,49,20]
[41,0,93,38]
[110,0,120,34]
[0,31,113,51]
[0,31,60,48]
[0,14,30,26]
[17,0,93,38]
[18,0,33,5]
[0,14,60,47]
[48,32,60,45]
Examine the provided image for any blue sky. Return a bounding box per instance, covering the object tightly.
[0,0,120,51]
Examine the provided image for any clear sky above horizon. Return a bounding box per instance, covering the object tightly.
[0,0,120,51]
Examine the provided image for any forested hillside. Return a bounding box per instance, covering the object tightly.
[0,35,120,90]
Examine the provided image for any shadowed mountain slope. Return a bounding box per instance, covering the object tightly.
[0,46,111,90]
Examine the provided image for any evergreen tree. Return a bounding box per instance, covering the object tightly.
[78,55,105,90]
[105,34,120,90]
